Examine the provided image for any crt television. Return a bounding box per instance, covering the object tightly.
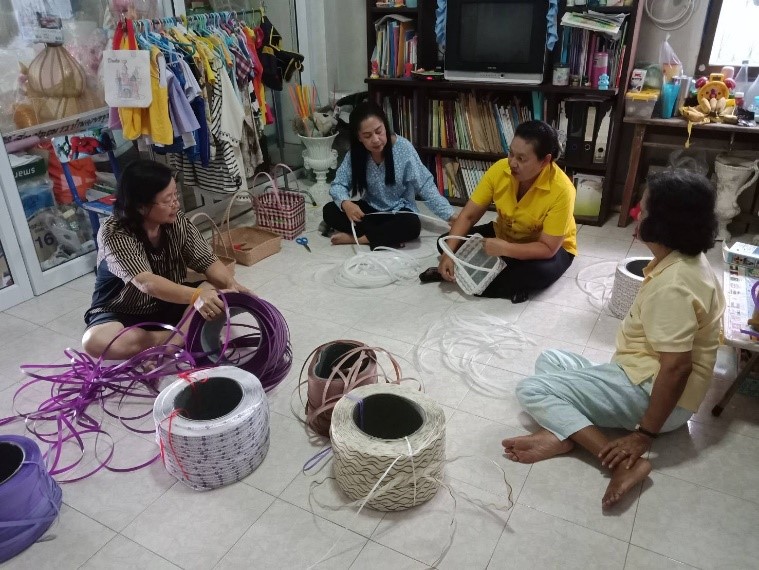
[444,0,549,85]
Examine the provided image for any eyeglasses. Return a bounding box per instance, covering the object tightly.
[153,193,180,207]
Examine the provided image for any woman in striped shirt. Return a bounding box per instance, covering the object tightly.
[82,160,249,359]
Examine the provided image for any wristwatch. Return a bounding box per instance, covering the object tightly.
[634,424,658,439]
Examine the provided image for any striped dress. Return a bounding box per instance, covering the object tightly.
[85,210,217,319]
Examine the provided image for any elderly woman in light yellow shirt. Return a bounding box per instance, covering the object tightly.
[429,120,577,304]
[502,170,725,510]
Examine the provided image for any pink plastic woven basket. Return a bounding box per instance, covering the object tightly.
[252,169,305,240]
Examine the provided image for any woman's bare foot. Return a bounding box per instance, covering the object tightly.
[602,458,652,509]
[330,232,369,245]
[502,429,574,464]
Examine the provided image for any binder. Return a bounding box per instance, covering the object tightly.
[594,106,612,164]
[565,100,588,163]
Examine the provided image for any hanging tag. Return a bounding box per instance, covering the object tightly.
[102,50,153,108]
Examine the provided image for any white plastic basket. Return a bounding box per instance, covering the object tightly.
[438,234,507,296]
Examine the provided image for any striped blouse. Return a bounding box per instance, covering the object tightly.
[87,210,217,316]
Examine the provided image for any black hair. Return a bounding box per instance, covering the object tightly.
[348,102,395,197]
[638,169,717,256]
[513,120,560,161]
[113,159,174,243]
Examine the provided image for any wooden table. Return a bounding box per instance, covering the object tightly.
[618,117,759,227]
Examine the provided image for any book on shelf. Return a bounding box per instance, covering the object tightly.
[558,18,628,89]
[432,155,495,201]
[370,14,417,78]
[428,94,533,154]
[382,94,415,144]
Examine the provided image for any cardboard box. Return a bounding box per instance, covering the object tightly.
[723,242,759,274]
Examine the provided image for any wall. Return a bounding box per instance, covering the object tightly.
[634,0,710,76]
[332,1,370,95]
[298,0,368,101]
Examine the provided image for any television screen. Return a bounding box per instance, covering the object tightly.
[458,3,533,64]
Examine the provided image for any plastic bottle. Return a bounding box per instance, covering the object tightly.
[735,60,750,93]
[750,96,759,113]
[745,75,759,109]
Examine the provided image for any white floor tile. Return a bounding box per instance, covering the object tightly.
[43,303,89,339]
[587,313,622,352]
[563,254,610,279]
[217,499,366,570]
[689,377,759,440]
[80,535,180,569]
[624,545,698,570]
[0,312,38,344]
[122,481,275,570]
[280,470,386,538]
[349,541,426,570]
[63,271,96,294]
[61,435,173,531]
[516,300,600,345]
[5,286,91,325]
[517,452,640,541]
[651,421,759,504]
[372,478,510,569]
[355,298,450,346]
[241,410,329,496]
[486,333,587,378]
[488,504,628,569]
[632,472,759,569]
[445,410,532,498]
[0,327,80,391]
[576,234,634,260]
[532,274,605,314]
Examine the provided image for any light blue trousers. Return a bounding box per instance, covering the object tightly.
[516,350,693,440]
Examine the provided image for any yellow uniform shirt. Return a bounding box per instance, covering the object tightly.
[469,159,577,256]
[612,251,725,412]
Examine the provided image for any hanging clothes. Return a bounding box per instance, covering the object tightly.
[107,13,269,192]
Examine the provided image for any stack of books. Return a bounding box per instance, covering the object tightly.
[370,15,417,78]
[558,13,628,89]
[382,94,415,144]
[428,94,532,154]
[432,156,495,200]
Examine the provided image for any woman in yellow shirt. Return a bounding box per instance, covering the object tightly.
[426,121,577,303]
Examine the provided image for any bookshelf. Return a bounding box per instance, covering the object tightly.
[364,0,645,226]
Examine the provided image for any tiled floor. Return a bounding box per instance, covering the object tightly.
[1,204,758,570]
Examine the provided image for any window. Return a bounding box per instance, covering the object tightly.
[697,0,759,74]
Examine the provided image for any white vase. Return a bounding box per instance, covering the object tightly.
[299,134,338,205]
[714,152,759,241]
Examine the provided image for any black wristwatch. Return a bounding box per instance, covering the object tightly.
[634,424,658,439]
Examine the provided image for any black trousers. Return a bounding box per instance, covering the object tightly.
[323,200,421,249]
[438,222,574,298]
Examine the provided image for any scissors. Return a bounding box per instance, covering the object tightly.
[296,236,311,253]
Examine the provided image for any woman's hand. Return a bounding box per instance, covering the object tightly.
[194,288,224,321]
[342,201,365,223]
[484,237,509,257]
[598,432,652,470]
[228,279,253,296]
[438,255,456,282]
